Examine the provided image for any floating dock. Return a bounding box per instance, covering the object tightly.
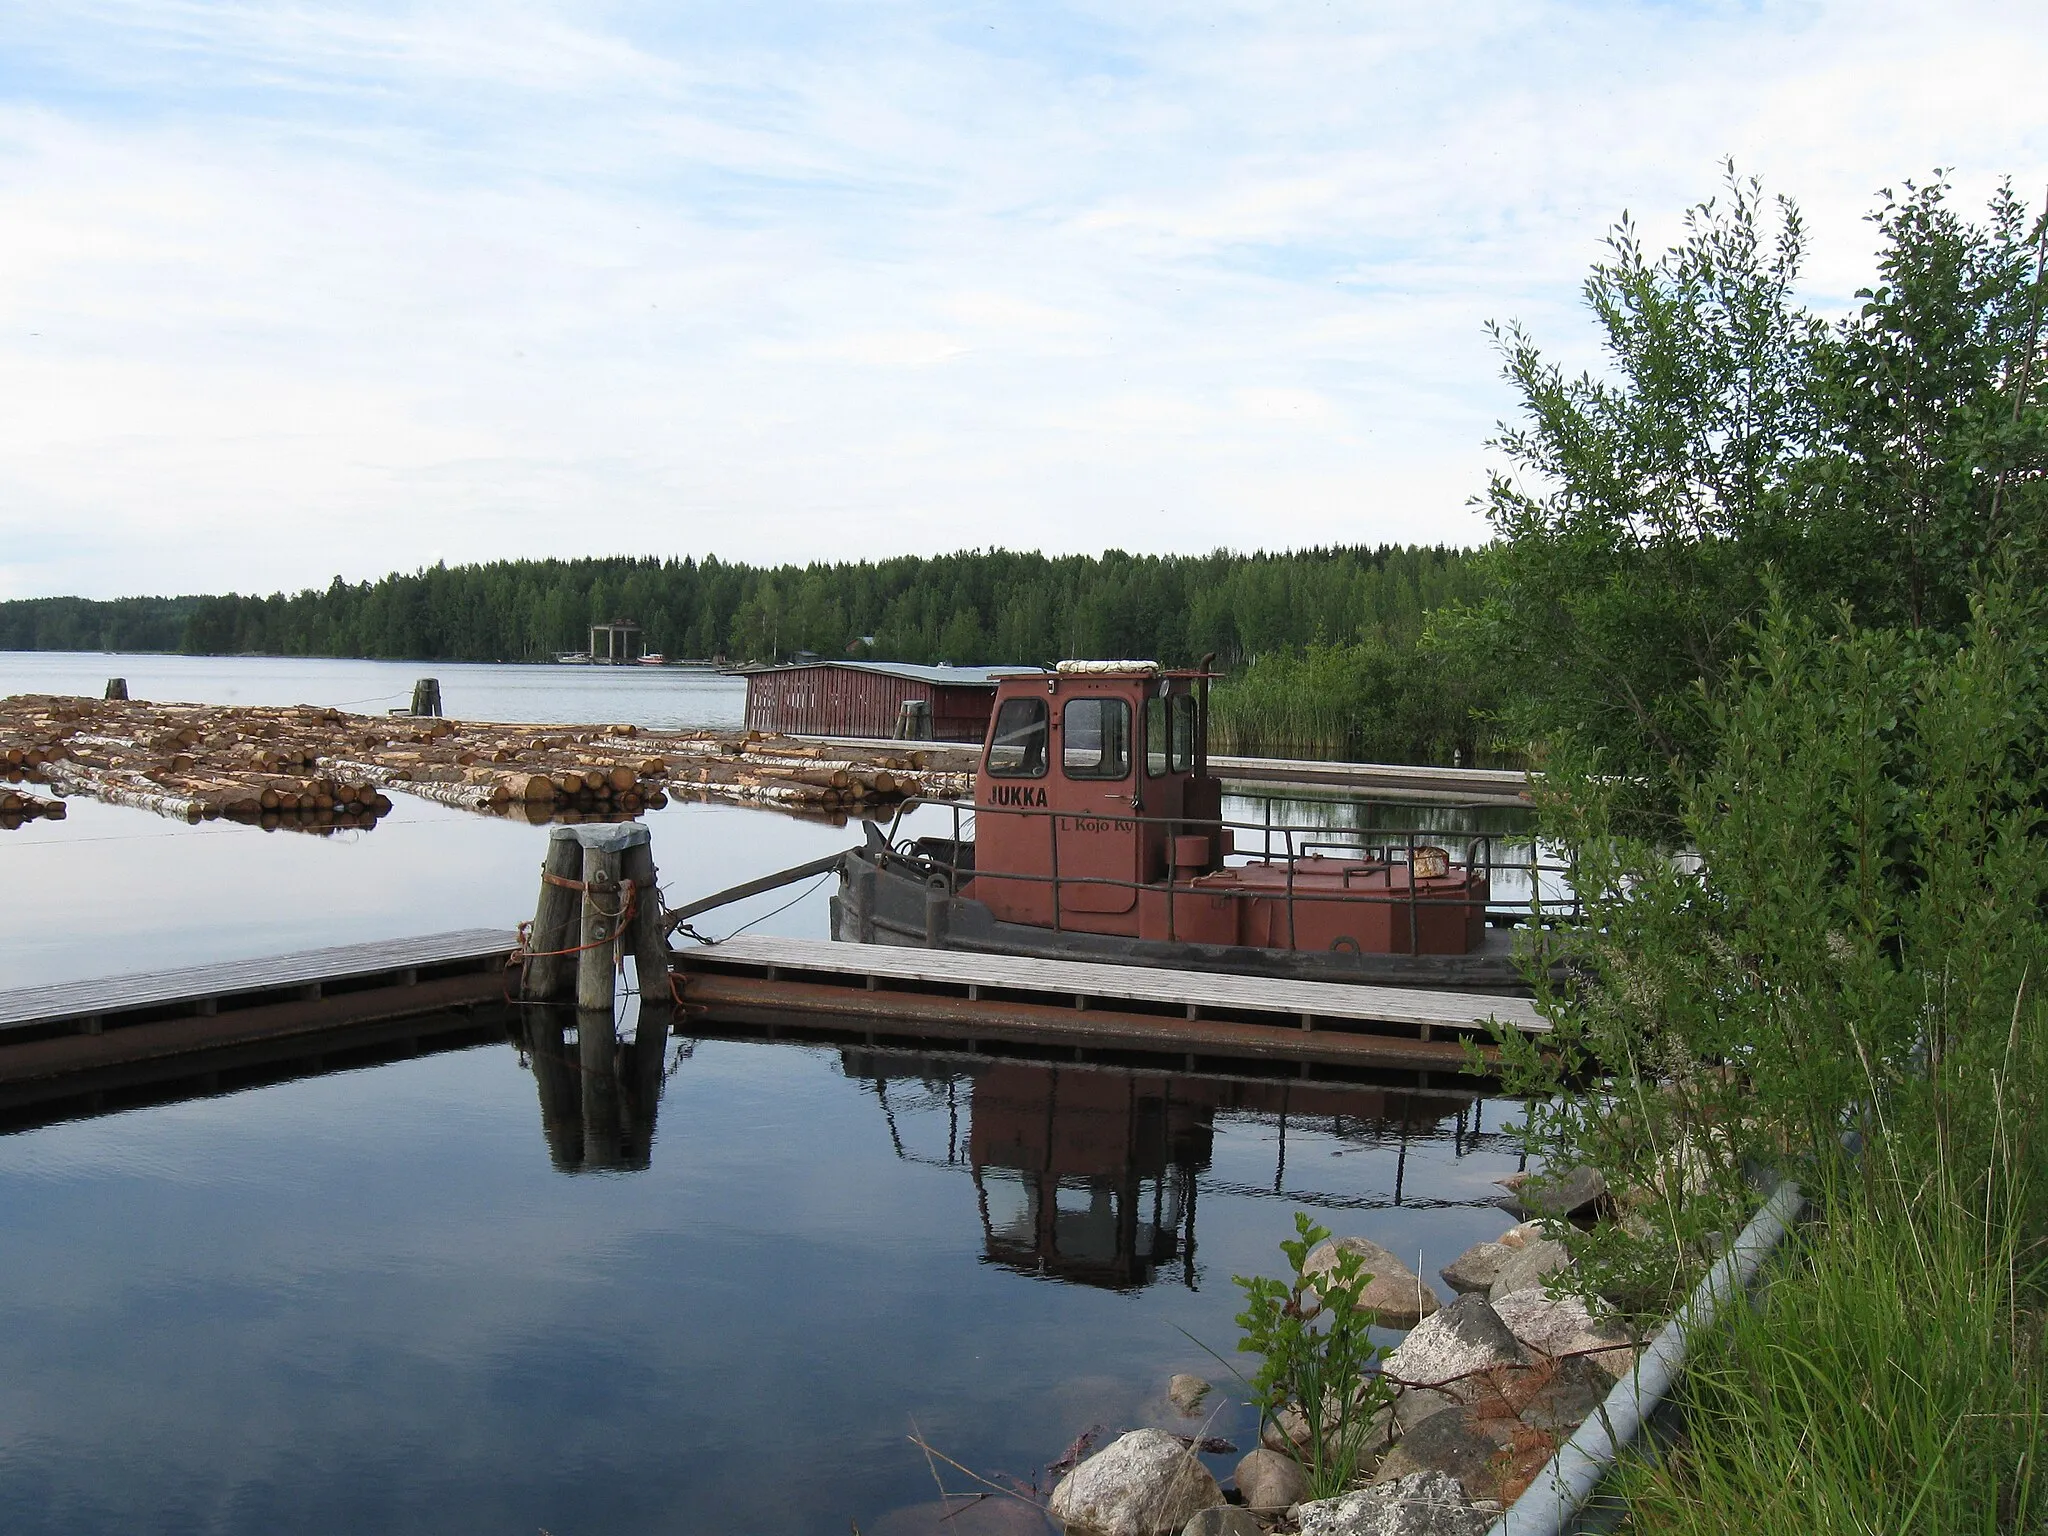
[673,935,1544,1081]
[0,930,517,1110]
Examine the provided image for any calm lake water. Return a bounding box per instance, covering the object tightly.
[0,653,1540,1536]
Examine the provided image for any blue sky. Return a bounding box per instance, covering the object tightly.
[1,1,2043,598]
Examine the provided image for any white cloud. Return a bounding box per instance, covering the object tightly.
[0,0,2043,597]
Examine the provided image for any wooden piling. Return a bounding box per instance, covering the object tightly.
[522,829,583,1003]
[618,837,672,1033]
[577,844,624,1013]
[411,678,442,717]
[104,678,127,701]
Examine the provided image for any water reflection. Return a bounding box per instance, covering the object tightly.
[517,1007,671,1172]
[842,1052,1525,1293]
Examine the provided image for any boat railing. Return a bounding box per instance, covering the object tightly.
[886,797,1579,948]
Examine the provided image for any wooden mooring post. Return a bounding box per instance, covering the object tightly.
[410,677,443,717]
[104,678,128,701]
[520,822,673,1026]
[518,823,673,1170]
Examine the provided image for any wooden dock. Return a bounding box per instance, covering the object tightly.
[674,935,1545,1079]
[0,930,517,1105]
[794,735,1531,805]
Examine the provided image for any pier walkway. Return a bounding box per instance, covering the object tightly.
[675,934,1543,1079]
[0,930,516,1105]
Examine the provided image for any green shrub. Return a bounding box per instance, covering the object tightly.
[1233,1213,1395,1499]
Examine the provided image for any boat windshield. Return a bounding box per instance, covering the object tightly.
[986,698,1048,776]
[1063,697,1131,779]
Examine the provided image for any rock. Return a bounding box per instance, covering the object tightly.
[1497,1165,1607,1219]
[1049,1428,1225,1536]
[1513,1354,1615,1435]
[1389,1385,1462,1431]
[1260,1407,1308,1458]
[1491,1287,1637,1378]
[1303,1236,1443,1327]
[1383,1294,1528,1388]
[1295,1471,1491,1536]
[1438,1241,1513,1294]
[1487,1237,1569,1302]
[1181,1508,1262,1536]
[1495,1220,1545,1250]
[1372,1412,1520,1504]
[1168,1373,1213,1416]
[1233,1448,1309,1514]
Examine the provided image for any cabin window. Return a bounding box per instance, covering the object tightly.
[1170,693,1197,772]
[1063,697,1131,779]
[986,698,1048,777]
[1146,693,1199,776]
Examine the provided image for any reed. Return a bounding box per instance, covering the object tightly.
[1208,642,1502,765]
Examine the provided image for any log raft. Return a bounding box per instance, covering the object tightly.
[0,694,972,830]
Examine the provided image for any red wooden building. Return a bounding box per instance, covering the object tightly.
[741,660,1036,741]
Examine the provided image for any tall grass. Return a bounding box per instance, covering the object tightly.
[1619,1099,2045,1534]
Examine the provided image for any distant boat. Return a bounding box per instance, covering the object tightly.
[637,653,668,666]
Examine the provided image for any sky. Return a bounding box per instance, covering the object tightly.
[0,1,2044,600]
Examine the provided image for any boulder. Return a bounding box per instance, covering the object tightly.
[1233,1447,1308,1514]
[1495,1220,1544,1250]
[1260,1405,1311,1458]
[1497,1165,1607,1219]
[1383,1295,1528,1388]
[1487,1238,1569,1303]
[1437,1241,1513,1294]
[1389,1385,1462,1431]
[1513,1354,1615,1436]
[1181,1510,1262,1536]
[1372,1412,1520,1504]
[1303,1236,1442,1327]
[1049,1428,1225,1536]
[1168,1373,1212,1416]
[1490,1288,1637,1378]
[1294,1472,1491,1536]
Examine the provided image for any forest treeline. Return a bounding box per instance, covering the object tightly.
[0,545,1481,671]
[1,546,1497,763]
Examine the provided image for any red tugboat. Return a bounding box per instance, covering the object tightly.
[834,660,1532,992]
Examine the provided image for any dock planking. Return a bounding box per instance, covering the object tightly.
[674,934,1546,1075]
[0,930,517,1092]
[0,929,518,1035]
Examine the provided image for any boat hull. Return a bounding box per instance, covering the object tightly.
[833,846,1534,995]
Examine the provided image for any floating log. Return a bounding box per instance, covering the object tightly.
[0,694,965,829]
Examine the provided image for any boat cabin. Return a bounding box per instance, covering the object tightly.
[963,661,1487,955]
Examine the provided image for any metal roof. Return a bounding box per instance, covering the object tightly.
[740,660,1042,687]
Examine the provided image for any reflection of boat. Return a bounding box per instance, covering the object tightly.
[843,1050,1521,1292]
[835,661,1549,992]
